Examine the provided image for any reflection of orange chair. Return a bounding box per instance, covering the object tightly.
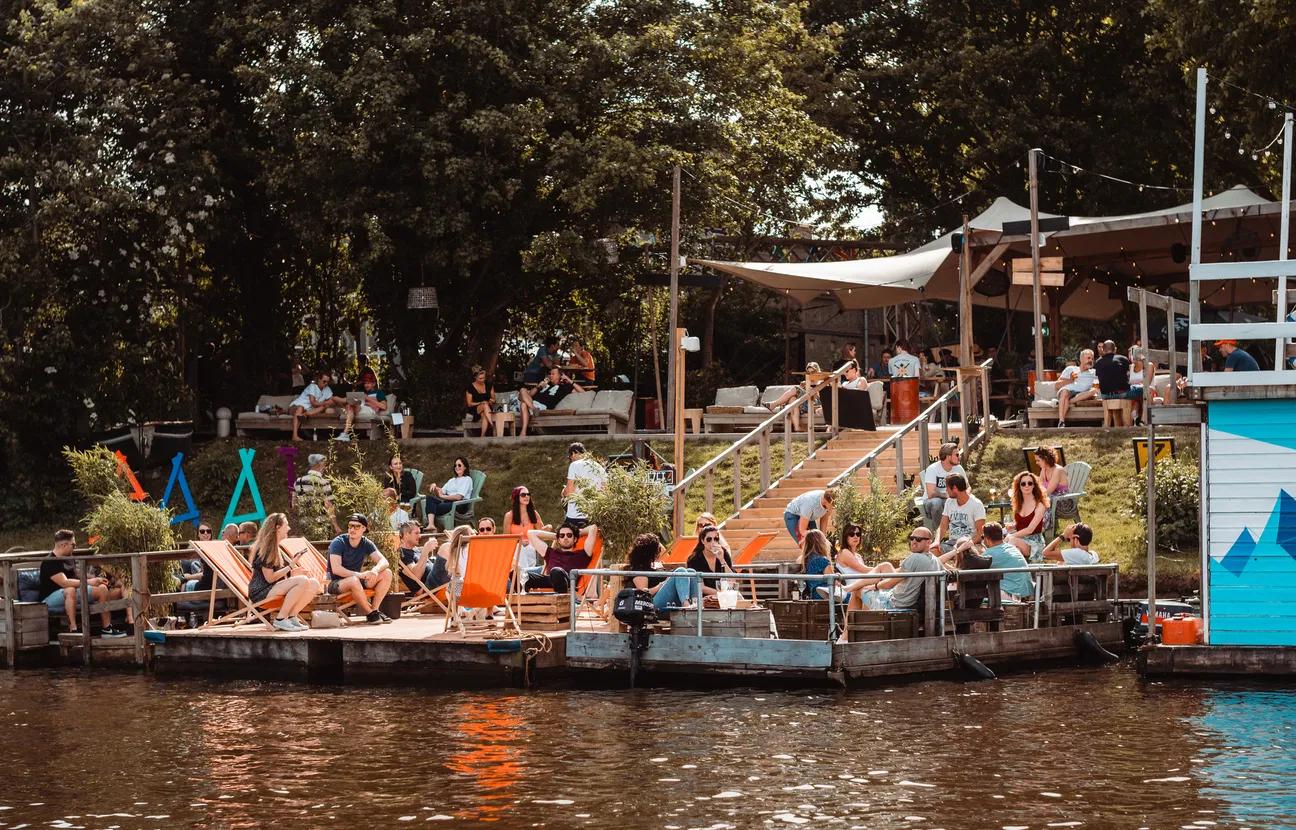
[446,535,522,635]
[191,540,282,628]
[663,536,696,565]
[281,536,373,613]
[732,531,777,599]
[446,701,523,822]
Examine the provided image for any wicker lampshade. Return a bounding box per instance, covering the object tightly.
[407,287,439,309]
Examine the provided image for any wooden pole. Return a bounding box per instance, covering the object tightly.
[666,165,681,431]
[1029,148,1045,383]
[673,328,686,534]
[2,564,15,668]
[1141,294,1158,639]
[959,213,973,423]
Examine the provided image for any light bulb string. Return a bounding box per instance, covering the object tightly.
[1213,75,1296,115]
[1036,150,1190,194]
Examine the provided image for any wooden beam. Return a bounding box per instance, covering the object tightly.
[1191,260,1296,281]
[1193,321,1296,340]
[969,242,1010,288]
[1126,287,1190,315]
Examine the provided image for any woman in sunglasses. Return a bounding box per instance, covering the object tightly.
[506,486,547,572]
[832,522,873,609]
[686,525,734,597]
[693,512,730,551]
[1007,470,1050,563]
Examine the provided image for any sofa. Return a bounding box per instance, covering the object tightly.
[703,385,797,433]
[1027,374,1170,427]
[236,393,400,439]
[462,389,636,436]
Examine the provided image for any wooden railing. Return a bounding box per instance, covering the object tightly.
[671,362,856,536]
[828,359,996,492]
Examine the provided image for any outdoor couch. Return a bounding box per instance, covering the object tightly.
[703,385,799,433]
[1027,374,1170,427]
[235,393,400,439]
[461,389,635,436]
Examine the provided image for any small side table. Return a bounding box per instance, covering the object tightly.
[682,408,704,435]
[493,412,517,437]
[400,416,415,441]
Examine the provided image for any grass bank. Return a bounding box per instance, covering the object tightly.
[964,427,1201,597]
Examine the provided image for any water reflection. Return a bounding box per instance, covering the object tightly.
[0,669,1292,828]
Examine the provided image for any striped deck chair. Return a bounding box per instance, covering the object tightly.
[279,536,376,614]
[733,531,778,599]
[662,536,697,566]
[445,534,523,635]
[191,540,282,628]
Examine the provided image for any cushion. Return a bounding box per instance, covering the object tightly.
[867,380,885,410]
[713,385,759,407]
[590,389,633,415]
[1034,381,1058,403]
[705,405,746,415]
[552,391,597,412]
[17,568,40,603]
[743,405,773,414]
[759,385,795,405]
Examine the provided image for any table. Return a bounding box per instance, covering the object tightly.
[986,500,1011,523]
[682,408,703,434]
[399,415,415,441]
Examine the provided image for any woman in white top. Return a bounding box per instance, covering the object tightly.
[422,456,475,530]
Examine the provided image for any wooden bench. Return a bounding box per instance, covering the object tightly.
[236,393,401,439]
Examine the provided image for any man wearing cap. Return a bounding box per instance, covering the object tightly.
[1217,340,1259,372]
[295,453,340,534]
[327,513,393,624]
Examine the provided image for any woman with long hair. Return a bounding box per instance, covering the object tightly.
[424,456,475,529]
[627,534,695,611]
[795,528,833,598]
[246,513,322,631]
[686,524,734,597]
[504,486,544,535]
[834,522,875,610]
[766,362,823,431]
[465,366,495,437]
[1034,446,1069,497]
[1007,470,1050,563]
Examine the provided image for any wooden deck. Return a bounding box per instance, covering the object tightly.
[1139,644,1296,677]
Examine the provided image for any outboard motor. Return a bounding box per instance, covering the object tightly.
[613,588,658,688]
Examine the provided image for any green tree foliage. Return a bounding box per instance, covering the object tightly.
[831,474,913,560]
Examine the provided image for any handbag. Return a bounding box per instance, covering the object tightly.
[310,610,343,629]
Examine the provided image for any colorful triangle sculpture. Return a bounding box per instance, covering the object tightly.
[221,448,267,530]
[159,452,201,527]
[113,450,148,501]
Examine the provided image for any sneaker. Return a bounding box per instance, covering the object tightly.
[1056,420,1066,428]
[365,610,383,625]
[288,617,310,631]
[333,432,351,442]
[100,626,128,639]
[378,612,394,624]
[273,617,299,632]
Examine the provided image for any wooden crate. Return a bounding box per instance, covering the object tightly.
[668,608,771,638]
[770,600,832,641]
[509,593,572,632]
[1003,604,1030,631]
[845,610,915,642]
[0,602,51,650]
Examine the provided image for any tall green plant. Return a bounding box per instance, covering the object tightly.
[832,474,913,562]
[1130,455,1199,551]
[81,487,178,594]
[330,465,400,574]
[62,445,131,505]
[571,461,670,563]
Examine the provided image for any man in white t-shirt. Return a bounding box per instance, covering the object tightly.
[563,442,607,528]
[932,473,985,554]
[290,369,334,441]
[1043,522,1100,565]
[920,442,966,531]
[783,487,838,543]
[1056,349,1097,427]
[887,339,921,378]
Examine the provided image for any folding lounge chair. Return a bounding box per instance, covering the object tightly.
[279,536,374,615]
[445,534,523,635]
[392,541,450,617]
[191,539,284,628]
[662,536,697,565]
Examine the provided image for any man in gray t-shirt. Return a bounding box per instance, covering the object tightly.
[851,526,944,612]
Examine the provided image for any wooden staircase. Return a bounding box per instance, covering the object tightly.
[721,425,961,561]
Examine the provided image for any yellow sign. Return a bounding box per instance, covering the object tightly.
[1132,438,1176,472]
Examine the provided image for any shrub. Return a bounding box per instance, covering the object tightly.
[570,460,670,562]
[62,445,132,505]
[832,473,913,562]
[83,490,178,593]
[1130,454,1199,551]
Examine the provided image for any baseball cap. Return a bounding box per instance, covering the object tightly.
[308,453,326,465]
[346,513,369,528]
[1214,339,1238,347]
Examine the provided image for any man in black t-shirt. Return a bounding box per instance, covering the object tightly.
[40,529,126,636]
[1095,340,1142,424]
[519,367,585,435]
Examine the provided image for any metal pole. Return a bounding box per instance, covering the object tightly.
[1277,111,1293,370]
[1142,295,1158,639]
[666,165,681,431]
[1029,148,1045,384]
[1189,68,1207,378]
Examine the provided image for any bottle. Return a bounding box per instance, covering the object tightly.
[188,612,197,629]
[791,585,802,601]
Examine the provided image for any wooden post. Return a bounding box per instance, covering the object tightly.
[672,326,686,534]
[958,213,973,425]
[831,375,839,435]
[78,559,92,667]
[732,450,742,514]
[666,165,681,431]
[1189,68,1206,379]
[1166,303,1178,405]
[806,380,815,457]
[759,429,771,493]
[894,434,905,493]
[1278,111,1293,370]
[2,563,15,668]
[1029,148,1045,383]
[1141,293,1158,637]
[131,555,149,666]
[783,418,792,476]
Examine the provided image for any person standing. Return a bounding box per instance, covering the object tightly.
[523,336,561,384]
[562,443,606,530]
[295,453,341,535]
[40,529,127,637]
[920,443,965,531]
[931,473,985,554]
[782,487,837,544]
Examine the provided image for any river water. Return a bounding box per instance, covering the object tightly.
[0,665,1293,829]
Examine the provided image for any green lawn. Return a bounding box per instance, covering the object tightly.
[965,427,1201,596]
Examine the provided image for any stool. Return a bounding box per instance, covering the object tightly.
[1102,398,1131,427]
[492,411,517,437]
[682,408,703,435]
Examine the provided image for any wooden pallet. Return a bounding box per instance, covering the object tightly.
[509,593,572,632]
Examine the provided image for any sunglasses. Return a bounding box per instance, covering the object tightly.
[846,531,862,537]
[347,522,365,529]
[909,535,931,542]
[197,528,212,535]
[477,526,492,533]
[519,492,531,498]
[557,532,575,539]
[703,535,719,543]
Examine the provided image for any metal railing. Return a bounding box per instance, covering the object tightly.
[671,362,857,535]
[569,560,1117,643]
[828,358,996,492]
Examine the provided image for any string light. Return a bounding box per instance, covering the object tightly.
[1038,151,1189,193]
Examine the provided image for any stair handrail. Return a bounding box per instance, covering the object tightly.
[828,358,996,491]
[671,361,855,535]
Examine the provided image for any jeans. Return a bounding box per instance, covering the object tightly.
[922,497,946,531]
[652,567,697,610]
[783,512,817,543]
[425,497,455,518]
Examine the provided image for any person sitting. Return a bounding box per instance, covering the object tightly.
[981,522,1034,602]
[1056,349,1097,427]
[868,349,892,380]
[920,442,965,531]
[566,337,596,383]
[220,523,240,545]
[692,512,730,550]
[289,368,334,441]
[1094,340,1140,422]
[939,347,958,368]
[326,513,394,624]
[627,533,696,611]
[383,454,419,504]
[920,350,947,394]
[384,488,410,531]
[887,340,921,378]
[1217,338,1260,372]
[795,529,833,599]
[523,335,561,384]
[464,366,495,437]
[1034,446,1070,498]
[765,362,822,430]
[685,525,735,597]
[852,525,945,613]
[181,524,216,591]
[783,487,837,544]
[839,361,866,390]
[41,529,127,637]
[525,522,599,593]
[1128,346,1159,426]
[396,520,450,594]
[422,456,475,529]
[518,367,583,436]
[1006,470,1049,563]
[476,517,496,534]
[931,473,985,554]
[248,513,322,631]
[335,374,388,442]
[237,521,258,548]
[1043,522,1100,565]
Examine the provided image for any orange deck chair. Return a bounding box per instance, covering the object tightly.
[446,534,522,635]
[280,536,376,614]
[191,539,284,628]
[732,531,778,599]
[662,536,697,566]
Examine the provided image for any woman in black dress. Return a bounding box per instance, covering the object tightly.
[464,366,494,437]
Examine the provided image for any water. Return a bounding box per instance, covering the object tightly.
[0,666,1293,828]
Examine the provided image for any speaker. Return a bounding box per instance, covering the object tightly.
[1170,242,1187,264]
[951,232,964,253]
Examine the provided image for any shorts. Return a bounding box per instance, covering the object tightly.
[864,589,897,611]
[326,578,349,596]
[1101,389,1142,401]
[43,589,69,612]
[341,405,378,419]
